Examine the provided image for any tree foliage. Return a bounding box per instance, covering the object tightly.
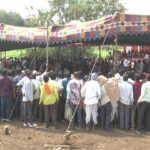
[0,10,25,26]
[45,0,125,24]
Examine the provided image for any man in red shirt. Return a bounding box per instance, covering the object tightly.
[131,74,143,129]
[0,69,14,122]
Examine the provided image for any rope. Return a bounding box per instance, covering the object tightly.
[65,100,81,132]
[65,29,110,132]
[89,29,110,76]
[9,92,21,120]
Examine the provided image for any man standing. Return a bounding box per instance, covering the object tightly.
[131,74,142,129]
[81,73,101,130]
[0,69,14,122]
[32,72,41,122]
[40,74,59,129]
[67,72,82,130]
[97,75,112,131]
[60,73,71,121]
[22,70,36,127]
[137,75,150,132]
[118,74,134,130]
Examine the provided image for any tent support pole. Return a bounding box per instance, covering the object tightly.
[33,47,36,70]
[73,43,75,59]
[46,23,49,72]
[113,34,118,73]
[148,59,150,73]
[73,43,76,71]
[99,45,101,58]
[5,49,6,68]
[148,60,150,73]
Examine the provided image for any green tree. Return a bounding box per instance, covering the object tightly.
[45,0,125,24]
[0,10,25,26]
[25,0,125,27]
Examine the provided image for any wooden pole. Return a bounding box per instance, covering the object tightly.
[113,34,118,73]
[46,22,49,72]
[98,45,101,59]
[5,49,6,68]
[73,43,76,60]
[33,47,36,70]
[148,60,150,73]
[73,43,76,71]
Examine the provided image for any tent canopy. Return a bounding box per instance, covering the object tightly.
[1,13,150,51]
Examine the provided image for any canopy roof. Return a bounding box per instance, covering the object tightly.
[1,13,150,51]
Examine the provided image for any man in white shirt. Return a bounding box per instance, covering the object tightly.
[22,70,35,127]
[118,74,133,130]
[32,72,41,122]
[81,73,101,130]
[137,75,150,132]
[17,70,28,86]
[16,70,29,120]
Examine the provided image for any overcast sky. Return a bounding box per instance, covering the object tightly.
[0,0,49,18]
[120,0,150,15]
[0,0,150,18]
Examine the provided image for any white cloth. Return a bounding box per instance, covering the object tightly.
[119,81,134,105]
[36,72,47,83]
[67,79,81,105]
[115,74,123,84]
[57,78,64,90]
[138,81,150,103]
[119,76,123,83]
[17,76,28,86]
[32,79,41,99]
[128,78,135,84]
[101,86,111,106]
[81,80,101,105]
[22,78,34,102]
[0,61,3,70]
[85,104,98,124]
[111,102,118,121]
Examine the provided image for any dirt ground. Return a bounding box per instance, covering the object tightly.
[0,121,150,150]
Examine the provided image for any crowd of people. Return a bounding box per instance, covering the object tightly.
[0,54,149,76]
[0,51,149,133]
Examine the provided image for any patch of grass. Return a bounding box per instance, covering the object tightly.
[0,49,29,57]
[0,46,112,58]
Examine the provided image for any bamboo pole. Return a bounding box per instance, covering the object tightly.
[113,34,118,73]
[73,43,76,71]
[46,22,49,72]
[5,49,6,68]
[33,47,36,70]
[98,45,101,58]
